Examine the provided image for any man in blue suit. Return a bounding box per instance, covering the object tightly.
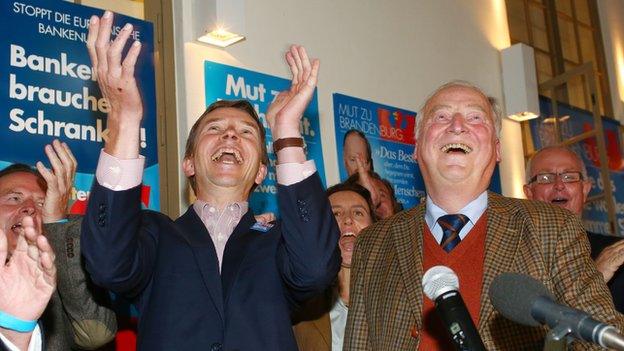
[81,11,340,351]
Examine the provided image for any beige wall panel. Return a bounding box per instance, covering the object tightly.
[173,0,526,210]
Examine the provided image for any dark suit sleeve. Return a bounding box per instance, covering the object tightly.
[45,215,117,349]
[81,180,158,299]
[276,172,341,304]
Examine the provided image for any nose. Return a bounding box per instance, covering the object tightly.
[221,126,239,140]
[553,176,566,190]
[446,114,467,134]
[342,214,354,226]
[20,200,37,216]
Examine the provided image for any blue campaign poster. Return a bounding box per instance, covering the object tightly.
[0,0,159,212]
[332,93,502,211]
[204,60,325,215]
[530,96,624,236]
[332,93,424,210]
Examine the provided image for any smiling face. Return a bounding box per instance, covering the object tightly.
[0,172,45,253]
[183,107,267,202]
[373,178,395,219]
[329,190,374,267]
[414,85,501,197]
[523,147,590,216]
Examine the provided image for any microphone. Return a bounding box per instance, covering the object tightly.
[489,272,624,350]
[422,266,486,351]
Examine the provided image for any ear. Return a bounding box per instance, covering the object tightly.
[495,138,502,162]
[581,180,591,202]
[412,139,419,161]
[523,184,533,199]
[255,164,268,185]
[182,157,196,177]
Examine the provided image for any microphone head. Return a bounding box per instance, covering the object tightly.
[488,272,555,327]
[422,265,459,300]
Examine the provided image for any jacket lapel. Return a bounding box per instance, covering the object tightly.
[221,211,257,307]
[393,205,425,329]
[477,192,523,330]
[176,207,225,322]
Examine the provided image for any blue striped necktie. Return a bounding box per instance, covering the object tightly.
[437,214,469,252]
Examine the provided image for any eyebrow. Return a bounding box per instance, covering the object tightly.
[240,119,260,130]
[427,103,488,114]
[0,189,22,197]
[427,104,452,114]
[204,117,260,131]
[352,204,369,211]
[0,188,45,199]
[331,204,369,211]
[466,104,487,112]
[536,169,580,174]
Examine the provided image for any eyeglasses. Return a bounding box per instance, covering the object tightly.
[529,172,584,184]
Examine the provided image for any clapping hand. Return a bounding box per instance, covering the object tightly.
[0,216,56,322]
[595,240,624,283]
[87,11,143,159]
[266,45,319,141]
[36,140,77,223]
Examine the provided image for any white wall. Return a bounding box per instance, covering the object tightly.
[173,0,525,210]
[79,0,143,19]
[598,0,624,122]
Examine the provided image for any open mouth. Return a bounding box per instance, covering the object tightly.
[551,197,569,205]
[339,233,357,252]
[440,143,472,154]
[10,222,23,234]
[211,148,243,164]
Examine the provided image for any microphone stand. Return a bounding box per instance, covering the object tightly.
[543,325,570,351]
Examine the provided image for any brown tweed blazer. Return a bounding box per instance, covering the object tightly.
[344,192,624,350]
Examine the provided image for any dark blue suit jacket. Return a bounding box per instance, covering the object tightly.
[81,173,340,350]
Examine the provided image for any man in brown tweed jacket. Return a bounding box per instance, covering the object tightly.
[344,81,624,350]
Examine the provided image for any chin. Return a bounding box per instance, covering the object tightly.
[440,171,470,183]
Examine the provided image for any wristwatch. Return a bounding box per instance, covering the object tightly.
[273,137,305,152]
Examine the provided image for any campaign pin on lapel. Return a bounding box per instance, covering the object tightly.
[251,222,274,233]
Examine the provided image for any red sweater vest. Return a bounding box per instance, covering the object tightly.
[418,214,488,351]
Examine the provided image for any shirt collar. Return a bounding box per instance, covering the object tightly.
[425,191,488,229]
[193,200,248,222]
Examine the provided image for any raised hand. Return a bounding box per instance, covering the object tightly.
[0,216,56,322]
[266,45,320,141]
[86,11,143,158]
[36,140,77,223]
[355,157,380,208]
[595,240,624,283]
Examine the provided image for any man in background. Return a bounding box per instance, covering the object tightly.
[0,140,117,351]
[524,145,624,313]
[345,170,402,219]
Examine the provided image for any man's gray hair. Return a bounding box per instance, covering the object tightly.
[414,80,502,138]
[524,146,589,184]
